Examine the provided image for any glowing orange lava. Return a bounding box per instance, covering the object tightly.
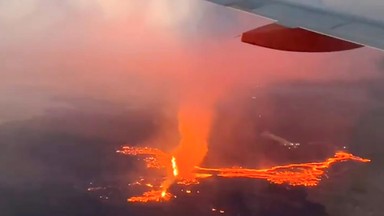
[118,146,370,202]
[194,151,370,186]
[127,190,172,203]
[117,146,169,169]
[173,104,212,179]
[171,156,178,177]
[117,94,370,203]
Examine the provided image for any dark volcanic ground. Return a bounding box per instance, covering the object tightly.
[1,79,383,216]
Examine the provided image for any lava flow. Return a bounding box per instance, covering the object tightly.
[118,146,370,202]
[128,190,172,203]
[116,146,170,169]
[194,151,370,186]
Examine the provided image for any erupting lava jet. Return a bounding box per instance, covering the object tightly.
[205,0,384,52]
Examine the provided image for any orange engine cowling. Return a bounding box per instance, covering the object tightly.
[241,23,363,52]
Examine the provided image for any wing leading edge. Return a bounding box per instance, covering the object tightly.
[205,0,384,52]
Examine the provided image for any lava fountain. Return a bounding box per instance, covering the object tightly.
[119,102,215,202]
[172,103,212,179]
[161,102,213,200]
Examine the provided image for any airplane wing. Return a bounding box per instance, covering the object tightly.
[205,0,384,52]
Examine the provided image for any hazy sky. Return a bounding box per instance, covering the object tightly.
[1,0,384,124]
